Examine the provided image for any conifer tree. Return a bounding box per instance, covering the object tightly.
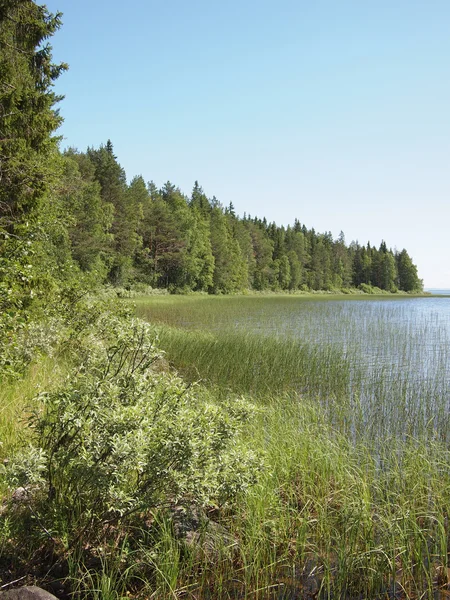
[0,0,67,226]
[184,208,214,291]
[209,206,247,293]
[190,181,211,216]
[249,224,274,290]
[58,150,113,274]
[87,142,141,284]
[0,0,67,327]
[287,250,302,289]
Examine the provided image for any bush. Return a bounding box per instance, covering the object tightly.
[358,283,388,295]
[3,312,259,548]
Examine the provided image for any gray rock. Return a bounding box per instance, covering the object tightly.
[11,488,29,503]
[0,586,59,600]
[170,504,237,560]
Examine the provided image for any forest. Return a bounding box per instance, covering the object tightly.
[56,143,423,295]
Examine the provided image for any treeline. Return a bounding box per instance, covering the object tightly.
[56,141,422,294]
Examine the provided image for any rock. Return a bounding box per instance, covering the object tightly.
[170,504,237,561]
[0,587,59,600]
[11,488,29,503]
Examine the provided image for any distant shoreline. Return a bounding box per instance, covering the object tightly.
[425,288,450,295]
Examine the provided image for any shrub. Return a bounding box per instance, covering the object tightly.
[3,314,259,548]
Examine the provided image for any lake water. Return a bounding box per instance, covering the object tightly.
[138,294,450,442]
[246,296,450,442]
[217,296,450,442]
[425,288,450,295]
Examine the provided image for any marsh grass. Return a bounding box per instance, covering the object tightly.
[125,395,449,599]
[149,325,350,402]
[133,294,450,598]
[135,294,450,443]
[0,357,66,464]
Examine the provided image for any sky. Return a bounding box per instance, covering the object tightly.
[45,0,450,289]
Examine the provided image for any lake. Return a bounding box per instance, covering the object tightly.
[136,294,450,444]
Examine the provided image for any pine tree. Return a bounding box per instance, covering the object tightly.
[209,206,246,293]
[287,250,302,290]
[185,208,214,291]
[0,1,67,226]
[249,224,274,290]
[140,197,186,288]
[190,181,211,216]
[332,231,352,288]
[87,142,140,284]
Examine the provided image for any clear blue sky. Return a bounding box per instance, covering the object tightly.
[46,0,450,288]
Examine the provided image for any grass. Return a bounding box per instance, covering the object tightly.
[132,293,450,598]
[136,294,450,443]
[0,357,66,464]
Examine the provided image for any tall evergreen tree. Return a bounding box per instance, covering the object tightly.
[190,180,211,216]
[0,1,67,227]
[184,208,214,291]
[58,150,113,274]
[287,250,302,290]
[249,224,274,290]
[140,196,186,287]
[209,206,247,293]
[87,142,140,284]
[0,0,67,327]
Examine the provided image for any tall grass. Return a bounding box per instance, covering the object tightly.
[135,294,450,444]
[133,294,450,598]
[128,394,449,599]
[0,357,66,463]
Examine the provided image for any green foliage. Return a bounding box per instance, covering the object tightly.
[185,209,215,291]
[278,254,291,289]
[140,192,187,287]
[3,306,258,548]
[86,142,141,285]
[0,0,70,377]
[396,248,423,292]
[0,0,67,224]
[0,4,432,597]
[209,206,247,293]
[26,135,422,297]
[59,150,113,275]
[358,282,389,295]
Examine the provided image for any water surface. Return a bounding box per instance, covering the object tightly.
[137,295,450,442]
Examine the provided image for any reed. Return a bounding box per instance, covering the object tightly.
[0,357,65,463]
[133,293,450,598]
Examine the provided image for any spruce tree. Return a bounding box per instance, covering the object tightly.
[0,0,67,334]
[396,249,422,292]
[0,0,67,225]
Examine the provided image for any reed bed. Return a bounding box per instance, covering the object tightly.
[134,294,450,598]
[1,295,448,598]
